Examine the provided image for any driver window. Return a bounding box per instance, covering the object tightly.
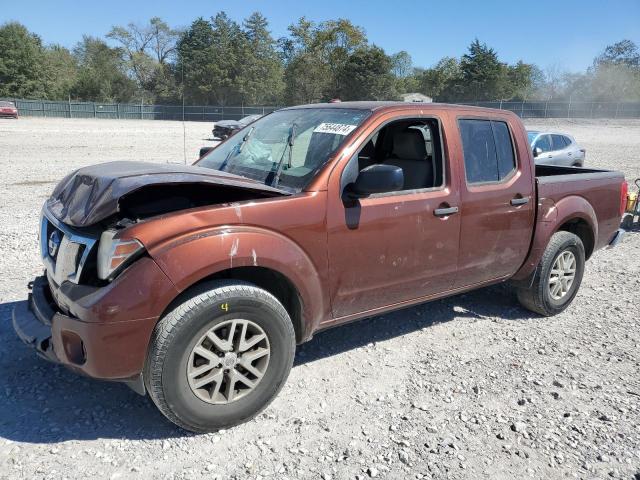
[355,118,444,191]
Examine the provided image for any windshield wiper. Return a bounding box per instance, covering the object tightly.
[271,123,296,187]
[219,126,255,172]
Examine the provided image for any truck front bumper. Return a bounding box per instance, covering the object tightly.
[12,277,59,364]
[12,257,179,394]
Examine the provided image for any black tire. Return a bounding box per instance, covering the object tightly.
[516,231,585,316]
[621,214,634,230]
[145,280,296,433]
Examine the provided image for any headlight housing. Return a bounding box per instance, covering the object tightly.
[97,230,144,280]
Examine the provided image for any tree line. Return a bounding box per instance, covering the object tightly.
[1,12,639,105]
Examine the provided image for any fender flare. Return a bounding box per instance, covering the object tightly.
[553,195,598,247]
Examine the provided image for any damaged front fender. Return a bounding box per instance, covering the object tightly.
[148,225,325,340]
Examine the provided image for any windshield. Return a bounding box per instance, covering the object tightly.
[239,114,262,125]
[196,108,370,192]
[527,131,539,144]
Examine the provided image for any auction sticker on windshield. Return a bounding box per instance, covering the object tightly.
[313,123,358,135]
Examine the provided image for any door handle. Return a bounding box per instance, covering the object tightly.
[434,206,459,217]
[510,196,530,206]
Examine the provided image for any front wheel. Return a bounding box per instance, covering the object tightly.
[516,231,585,316]
[145,280,296,433]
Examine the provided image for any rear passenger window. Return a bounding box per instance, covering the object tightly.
[551,134,567,150]
[459,119,516,184]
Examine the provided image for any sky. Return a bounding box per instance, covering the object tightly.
[2,0,639,73]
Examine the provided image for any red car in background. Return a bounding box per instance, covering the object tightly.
[0,101,18,118]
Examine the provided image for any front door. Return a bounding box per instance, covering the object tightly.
[326,116,461,318]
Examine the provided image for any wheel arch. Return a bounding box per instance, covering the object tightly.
[150,227,326,343]
[513,194,597,281]
[556,217,594,259]
[159,266,306,343]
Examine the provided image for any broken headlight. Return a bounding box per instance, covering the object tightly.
[97,230,144,280]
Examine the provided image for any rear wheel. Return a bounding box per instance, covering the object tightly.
[145,280,296,433]
[517,231,585,316]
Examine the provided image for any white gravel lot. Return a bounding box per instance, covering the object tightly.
[0,117,638,480]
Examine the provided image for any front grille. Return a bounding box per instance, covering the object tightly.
[40,207,99,285]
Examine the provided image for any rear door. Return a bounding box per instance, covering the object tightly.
[550,134,571,165]
[453,116,535,288]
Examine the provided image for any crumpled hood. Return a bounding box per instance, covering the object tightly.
[47,161,286,227]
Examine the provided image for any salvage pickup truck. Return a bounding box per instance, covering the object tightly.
[13,102,627,432]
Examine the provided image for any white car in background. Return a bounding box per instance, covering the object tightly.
[528,131,586,167]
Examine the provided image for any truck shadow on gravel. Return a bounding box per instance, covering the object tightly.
[0,284,536,443]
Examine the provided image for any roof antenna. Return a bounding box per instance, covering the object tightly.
[181,62,187,165]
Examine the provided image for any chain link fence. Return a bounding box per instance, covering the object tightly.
[4,98,640,120]
[1,98,279,121]
[456,100,640,119]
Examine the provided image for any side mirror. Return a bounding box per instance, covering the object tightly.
[533,147,542,158]
[346,164,404,198]
[199,146,215,158]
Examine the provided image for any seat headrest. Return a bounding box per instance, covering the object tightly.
[392,130,426,160]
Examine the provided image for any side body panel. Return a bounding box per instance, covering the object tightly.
[324,109,461,318]
[125,192,330,340]
[450,111,536,287]
[513,170,624,280]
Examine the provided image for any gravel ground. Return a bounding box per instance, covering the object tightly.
[0,117,638,480]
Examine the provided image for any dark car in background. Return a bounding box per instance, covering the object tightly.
[212,114,262,139]
[0,101,18,119]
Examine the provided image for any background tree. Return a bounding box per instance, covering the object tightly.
[504,61,542,100]
[281,17,331,104]
[314,19,367,98]
[594,39,640,69]
[241,12,284,104]
[71,36,136,102]
[337,46,397,100]
[588,39,640,101]
[1,16,639,106]
[175,18,215,104]
[413,57,462,100]
[391,51,413,78]
[459,39,506,100]
[43,45,79,100]
[0,22,47,98]
[282,18,367,103]
[107,17,180,101]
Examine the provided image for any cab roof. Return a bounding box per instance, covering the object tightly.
[282,101,515,117]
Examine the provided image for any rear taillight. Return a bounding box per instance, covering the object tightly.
[620,180,628,217]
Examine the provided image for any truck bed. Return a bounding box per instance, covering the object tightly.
[536,164,617,179]
[535,164,624,252]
